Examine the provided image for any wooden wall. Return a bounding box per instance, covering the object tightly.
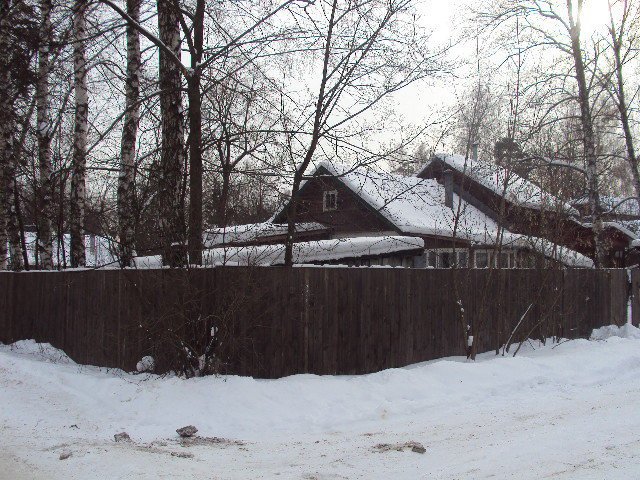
[0,267,630,378]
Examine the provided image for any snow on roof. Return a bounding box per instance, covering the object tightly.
[309,160,502,242]
[620,220,640,237]
[511,235,593,268]
[464,228,593,268]
[203,222,327,247]
[17,232,118,268]
[577,220,639,243]
[426,153,578,215]
[134,236,424,268]
[572,195,640,217]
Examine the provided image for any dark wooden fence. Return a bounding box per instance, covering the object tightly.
[0,267,632,378]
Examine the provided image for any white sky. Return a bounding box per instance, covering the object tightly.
[386,0,618,150]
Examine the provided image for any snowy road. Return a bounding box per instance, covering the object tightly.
[1,326,640,479]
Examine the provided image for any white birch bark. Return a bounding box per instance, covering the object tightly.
[567,0,606,267]
[70,0,88,267]
[1,137,24,272]
[117,0,141,267]
[36,0,54,270]
[0,0,24,271]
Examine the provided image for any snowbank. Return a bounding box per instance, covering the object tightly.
[590,323,640,341]
[2,329,640,479]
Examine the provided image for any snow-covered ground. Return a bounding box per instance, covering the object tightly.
[2,325,640,479]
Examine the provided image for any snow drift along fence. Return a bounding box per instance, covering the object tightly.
[0,268,631,378]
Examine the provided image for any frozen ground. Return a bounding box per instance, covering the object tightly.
[1,325,640,480]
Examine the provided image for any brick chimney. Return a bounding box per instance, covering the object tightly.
[443,168,454,209]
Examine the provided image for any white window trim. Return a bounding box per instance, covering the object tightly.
[424,248,469,268]
[323,190,338,211]
[473,249,517,268]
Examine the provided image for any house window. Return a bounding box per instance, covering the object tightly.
[475,251,489,268]
[474,250,518,268]
[457,251,468,268]
[517,251,536,268]
[423,249,469,268]
[323,190,338,211]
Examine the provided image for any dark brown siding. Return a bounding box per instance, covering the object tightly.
[274,170,397,235]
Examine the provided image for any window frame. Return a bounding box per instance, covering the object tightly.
[323,189,338,212]
[473,249,517,268]
[423,248,469,268]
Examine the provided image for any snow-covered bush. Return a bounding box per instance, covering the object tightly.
[136,356,155,373]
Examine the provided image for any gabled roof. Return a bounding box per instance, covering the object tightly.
[266,160,595,266]
[285,160,502,242]
[419,153,578,215]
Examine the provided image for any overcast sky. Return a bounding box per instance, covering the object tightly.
[385,0,616,154]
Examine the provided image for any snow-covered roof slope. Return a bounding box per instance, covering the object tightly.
[460,227,593,268]
[203,222,327,248]
[134,236,424,268]
[424,153,578,215]
[572,195,640,217]
[16,232,118,268]
[576,220,638,243]
[310,160,501,242]
[508,235,593,268]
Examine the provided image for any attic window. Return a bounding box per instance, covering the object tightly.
[323,190,338,211]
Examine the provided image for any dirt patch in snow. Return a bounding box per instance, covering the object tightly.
[373,441,426,454]
[179,436,246,448]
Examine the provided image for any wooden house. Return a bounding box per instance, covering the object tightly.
[208,153,637,268]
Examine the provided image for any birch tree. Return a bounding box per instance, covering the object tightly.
[36,0,54,269]
[101,0,300,265]
[481,0,609,266]
[70,0,89,267]
[117,0,140,267]
[566,0,606,267]
[1,0,39,271]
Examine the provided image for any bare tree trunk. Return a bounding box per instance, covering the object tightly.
[117,0,141,267]
[157,0,185,267]
[284,0,338,266]
[0,210,6,270]
[217,165,231,228]
[0,2,12,270]
[567,0,605,267]
[70,0,88,267]
[13,100,35,271]
[36,0,54,270]
[187,0,204,265]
